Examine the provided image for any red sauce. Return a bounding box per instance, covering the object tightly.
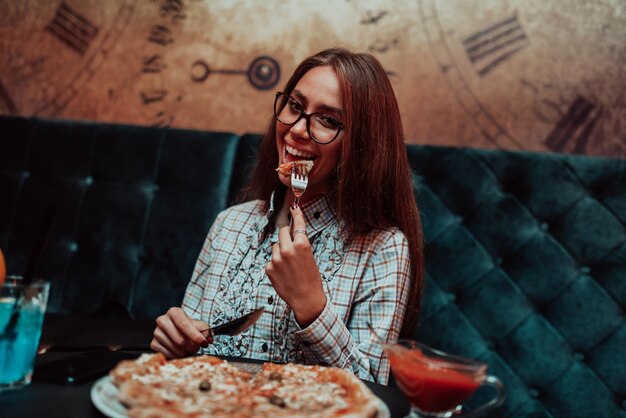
[388,348,482,413]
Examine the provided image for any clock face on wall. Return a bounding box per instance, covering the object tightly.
[0,0,624,158]
[415,0,626,156]
[0,0,134,116]
[124,0,418,132]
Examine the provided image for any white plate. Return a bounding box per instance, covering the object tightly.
[91,375,391,418]
[90,376,126,418]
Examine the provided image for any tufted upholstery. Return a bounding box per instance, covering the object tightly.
[0,116,252,319]
[408,147,626,417]
[1,116,624,417]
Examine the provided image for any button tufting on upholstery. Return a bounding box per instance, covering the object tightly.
[580,266,591,275]
[141,182,159,196]
[573,352,585,362]
[494,257,503,266]
[67,242,78,253]
[83,176,93,186]
[540,222,549,231]
[622,399,626,410]
[448,293,456,303]
[22,170,30,179]
[528,388,539,398]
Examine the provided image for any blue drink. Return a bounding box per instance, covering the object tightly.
[0,277,49,390]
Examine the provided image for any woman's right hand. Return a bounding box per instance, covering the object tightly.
[151,307,211,359]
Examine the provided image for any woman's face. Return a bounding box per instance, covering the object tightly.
[275,65,344,201]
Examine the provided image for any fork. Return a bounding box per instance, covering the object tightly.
[290,163,309,207]
[289,164,309,232]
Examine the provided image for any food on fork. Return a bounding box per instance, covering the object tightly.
[108,353,380,417]
[275,159,314,176]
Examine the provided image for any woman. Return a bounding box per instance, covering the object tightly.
[151,48,424,384]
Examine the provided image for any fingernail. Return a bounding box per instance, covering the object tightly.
[290,202,298,210]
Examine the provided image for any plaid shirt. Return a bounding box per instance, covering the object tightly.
[182,194,411,384]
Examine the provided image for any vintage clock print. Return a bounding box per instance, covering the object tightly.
[0,0,133,117]
[128,0,414,132]
[416,0,625,156]
[0,0,623,157]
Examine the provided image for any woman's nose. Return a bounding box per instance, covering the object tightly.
[290,117,310,140]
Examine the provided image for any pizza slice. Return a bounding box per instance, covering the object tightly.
[246,363,380,418]
[116,355,252,417]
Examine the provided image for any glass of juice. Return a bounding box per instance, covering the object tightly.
[385,340,504,417]
[0,276,50,391]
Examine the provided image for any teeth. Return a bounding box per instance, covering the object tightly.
[286,145,315,159]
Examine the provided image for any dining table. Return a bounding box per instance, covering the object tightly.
[0,314,411,418]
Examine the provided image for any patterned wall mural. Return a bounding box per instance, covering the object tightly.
[1,0,624,157]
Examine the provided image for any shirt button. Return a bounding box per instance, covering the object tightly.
[261,343,268,352]
[268,296,274,305]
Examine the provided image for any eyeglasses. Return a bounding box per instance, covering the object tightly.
[273,92,344,144]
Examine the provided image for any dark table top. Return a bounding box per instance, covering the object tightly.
[1,314,411,418]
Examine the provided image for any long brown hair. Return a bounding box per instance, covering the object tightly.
[243,48,424,338]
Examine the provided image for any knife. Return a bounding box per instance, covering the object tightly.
[202,307,265,337]
[38,308,265,354]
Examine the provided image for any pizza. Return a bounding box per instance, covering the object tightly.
[109,353,381,418]
[275,160,314,176]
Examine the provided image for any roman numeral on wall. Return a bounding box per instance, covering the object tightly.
[140,89,168,105]
[148,25,174,46]
[544,95,602,154]
[142,55,167,73]
[46,2,99,55]
[462,13,529,76]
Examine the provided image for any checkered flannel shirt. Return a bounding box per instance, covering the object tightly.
[182,194,411,384]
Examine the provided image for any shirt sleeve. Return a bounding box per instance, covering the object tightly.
[182,212,226,320]
[293,229,412,384]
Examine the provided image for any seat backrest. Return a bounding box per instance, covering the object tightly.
[409,145,626,417]
[0,116,261,319]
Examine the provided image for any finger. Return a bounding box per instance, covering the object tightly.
[278,225,292,250]
[290,204,309,244]
[192,320,212,347]
[151,338,181,359]
[152,328,185,357]
[181,338,200,355]
[152,328,187,358]
[156,313,188,347]
[168,308,208,346]
[265,261,275,282]
[271,242,281,262]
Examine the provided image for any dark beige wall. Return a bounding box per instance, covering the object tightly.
[1,0,624,157]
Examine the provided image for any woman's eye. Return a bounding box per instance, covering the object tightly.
[288,98,303,113]
[316,114,341,129]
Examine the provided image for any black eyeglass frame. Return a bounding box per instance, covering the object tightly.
[273,92,344,145]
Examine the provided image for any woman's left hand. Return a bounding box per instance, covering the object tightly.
[265,204,327,328]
